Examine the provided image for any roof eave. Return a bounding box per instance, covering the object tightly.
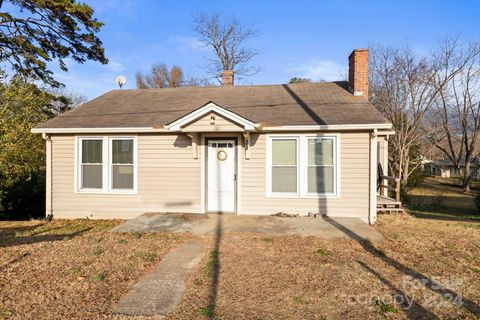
[30,127,167,134]
[261,123,392,132]
[31,123,392,134]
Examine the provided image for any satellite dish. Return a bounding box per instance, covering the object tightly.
[115,75,127,88]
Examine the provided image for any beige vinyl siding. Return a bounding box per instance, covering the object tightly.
[51,133,201,219]
[50,130,371,221]
[181,112,244,132]
[241,132,370,221]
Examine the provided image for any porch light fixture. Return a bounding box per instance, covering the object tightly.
[210,115,216,125]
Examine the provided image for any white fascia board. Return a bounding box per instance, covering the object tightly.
[262,123,392,131]
[165,102,257,131]
[31,123,393,134]
[377,130,396,136]
[31,127,167,134]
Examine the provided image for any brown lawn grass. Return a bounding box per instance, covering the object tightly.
[0,219,196,320]
[1,179,480,320]
[1,217,479,320]
[167,214,480,320]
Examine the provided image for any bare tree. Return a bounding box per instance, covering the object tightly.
[169,66,184,88]
[429,40,480,192]
[136,63,213,89]
[369,46,458,188]
[184,76,213,87]
[135,72,148,89]
[288,77,312,84]
[135,64,185,89]
[193,13,259,83]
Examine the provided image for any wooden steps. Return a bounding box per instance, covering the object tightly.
[377,196,404,214]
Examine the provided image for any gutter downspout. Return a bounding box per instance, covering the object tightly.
[42,133,52,218]
[369,129,378,224]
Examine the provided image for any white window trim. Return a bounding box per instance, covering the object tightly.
[76,137,104,193]
[108,137,138,194]
[266,136,300,197]
[74,136,137,194]
[303,136,337,197]
[266,134,341,199]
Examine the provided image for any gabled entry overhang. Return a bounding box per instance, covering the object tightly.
[165,102,260,160]
[164,101,261,132]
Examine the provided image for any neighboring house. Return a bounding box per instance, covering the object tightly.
[419,157,435,175]
[32,49,393,224]
[428,159,478,178]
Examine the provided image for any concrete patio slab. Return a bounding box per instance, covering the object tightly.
[113,240,205,316]
[112,213,384,241]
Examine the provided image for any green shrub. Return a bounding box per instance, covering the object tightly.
[0,170,45,220]
[474,192,480,214]
[407,167,425,189]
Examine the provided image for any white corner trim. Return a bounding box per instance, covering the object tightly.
[43,134,52,216]
[369,129,378,224]
[200,138,205,214]
[164,102,258,131]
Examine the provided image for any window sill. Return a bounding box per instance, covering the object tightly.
[75,189,137,195]
[266,193,340,199]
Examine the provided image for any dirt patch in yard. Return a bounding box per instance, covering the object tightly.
[0,219,196,320]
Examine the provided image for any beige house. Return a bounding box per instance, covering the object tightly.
[32,49,393,224]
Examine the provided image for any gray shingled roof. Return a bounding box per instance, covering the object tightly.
[35,81,389,129]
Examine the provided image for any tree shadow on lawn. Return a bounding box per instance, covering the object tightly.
[357,261,438,319]
[322,216,480,318]
[202,213,222,320]
[0,223,47,239]
[0,226,93,248]
[405,194,479,223]
[409,209,480,223]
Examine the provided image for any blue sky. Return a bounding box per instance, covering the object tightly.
[44,0,480,98]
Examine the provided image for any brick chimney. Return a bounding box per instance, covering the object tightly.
[221,70,234,86]
[348,49,368,98]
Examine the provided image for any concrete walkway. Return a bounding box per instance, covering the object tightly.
[113,240,205,316]
[112,213,384,241]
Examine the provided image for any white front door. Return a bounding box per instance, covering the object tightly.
[207,139,236,212]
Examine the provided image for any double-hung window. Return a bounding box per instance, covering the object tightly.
[307,138,335,194]
[77,137,136,193]
[267,135,338,197]
[111,138,135,190]
[271,138,299,194]
[80,138,103,190]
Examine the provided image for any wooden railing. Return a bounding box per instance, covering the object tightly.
[379,175,401,202]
